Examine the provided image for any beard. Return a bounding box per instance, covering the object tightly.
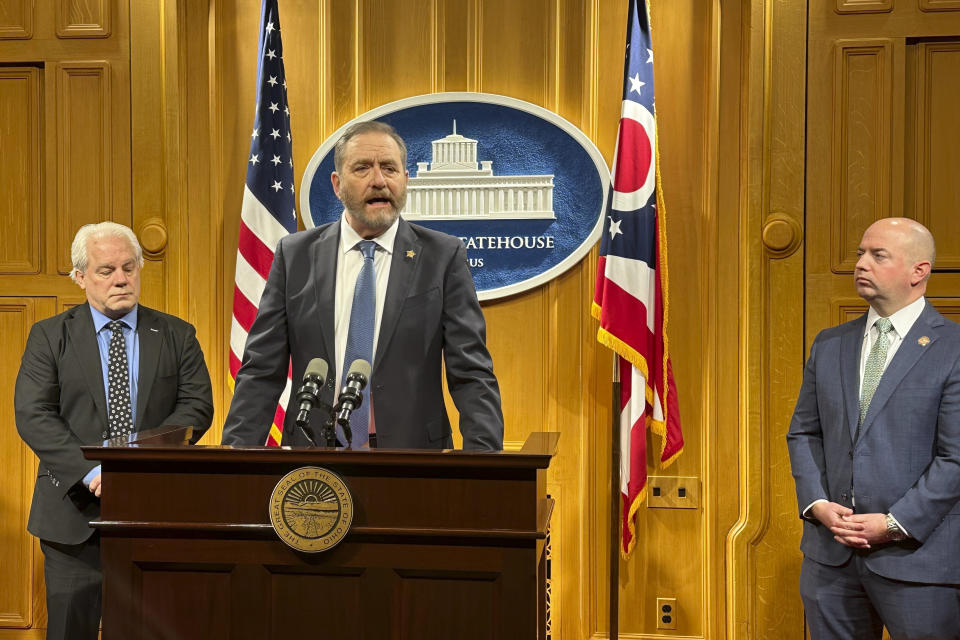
[340,187,407,233]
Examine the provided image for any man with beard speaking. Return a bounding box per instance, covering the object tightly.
[222,121,503,451]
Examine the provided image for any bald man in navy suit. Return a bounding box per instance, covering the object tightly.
[787,218,960,639]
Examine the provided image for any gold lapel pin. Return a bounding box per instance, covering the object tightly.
[918,336,930,346]
[406,249,416,259]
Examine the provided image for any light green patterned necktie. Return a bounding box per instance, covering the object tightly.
[859,317,894,426]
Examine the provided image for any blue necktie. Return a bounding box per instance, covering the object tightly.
[341,240,376,447]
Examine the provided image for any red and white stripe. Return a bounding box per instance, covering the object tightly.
[230,185,293,446]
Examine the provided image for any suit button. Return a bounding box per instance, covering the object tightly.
[848,451,853,459]
[102,431,109,439]
[841,493,848,500]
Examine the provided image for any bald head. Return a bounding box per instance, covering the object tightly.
[866,217,935,275]
[855,217,935,316]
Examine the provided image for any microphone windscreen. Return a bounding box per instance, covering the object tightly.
[304,358,328,384]
[347,359,372,383]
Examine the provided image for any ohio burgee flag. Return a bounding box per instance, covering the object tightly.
[592,0,684,557]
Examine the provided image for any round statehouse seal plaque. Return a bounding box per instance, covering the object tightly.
[269,467,354,553]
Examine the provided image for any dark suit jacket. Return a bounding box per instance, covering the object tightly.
[786,302,960,584]
[15,303,214,544]
[222,218,504,451]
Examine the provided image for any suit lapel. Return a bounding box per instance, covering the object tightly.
[857,303,942,439]
[375,219,421,371]
[135,306,162,430]
[312,224,340,369]
[66,304,108,429]
[842,315,866,443]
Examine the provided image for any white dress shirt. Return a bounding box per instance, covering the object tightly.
[858,297,926,397]
[333,214,399,391]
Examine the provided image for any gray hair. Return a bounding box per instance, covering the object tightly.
[333,120,407,174]
[69,222,144,284]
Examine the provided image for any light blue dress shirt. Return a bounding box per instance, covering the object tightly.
[83,305,140,487]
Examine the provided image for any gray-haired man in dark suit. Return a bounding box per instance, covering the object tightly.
[15,222,214,640]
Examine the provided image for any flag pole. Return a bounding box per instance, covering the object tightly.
[609,355,621,639]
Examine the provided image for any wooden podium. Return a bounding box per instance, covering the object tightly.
[83,426,558,640]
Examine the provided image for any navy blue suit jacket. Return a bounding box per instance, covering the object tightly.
[222,218,503,451]
[787,302,960,584]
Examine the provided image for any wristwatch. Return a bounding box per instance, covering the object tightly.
[885,513,906,542]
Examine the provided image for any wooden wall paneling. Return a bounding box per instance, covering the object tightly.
[477,0,552,105]
[584,3,625,636]
[54,61,112,276]
[703,1,735,638]
[725,0,774,637]
[129,1,171,314]
[329,0,358,126]
[909,41,960,268]
[836,297,870,325]
[0,298,44,628]
[926,298,960,323]
[920,0,960,10]
[556,0,586,120]
[830,39,895,273]
[0,68,41,275]
[545,3,592,637]
[437,0,478,91]
[0,0,33,39]
[178,0,222,440]
[55,0,111,39]
[835,0,892,13]
[360,0,435,105]
[737,0,809,635]
[215,0,258,421]
[283,0,321,192]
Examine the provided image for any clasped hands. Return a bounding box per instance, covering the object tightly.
[811,501,889,549]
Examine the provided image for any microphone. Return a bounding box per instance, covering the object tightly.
[295,359,329,444]
[335,359,371,440]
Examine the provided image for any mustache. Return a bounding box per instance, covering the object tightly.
[366,190,396,203]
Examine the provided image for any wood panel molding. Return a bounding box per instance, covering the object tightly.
[920,0,960,10]
[835,0,892,13]
[726,0,808,637]
[55,61,113,276]
[835,296,869,325]
[910,40,960,268]
[0,298,39,628]
[56,0,111,39]
[0,0,33,39]
[830,39,894,274]
[0,68,41,274]
[928,297,960,323]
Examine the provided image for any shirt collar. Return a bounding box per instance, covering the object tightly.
[864,296,925,339]
[90,304,139,334]
[338,213,399,256]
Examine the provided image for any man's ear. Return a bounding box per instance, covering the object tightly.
[911,260,932,286]
[330,172,341,198]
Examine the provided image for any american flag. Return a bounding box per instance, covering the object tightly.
[592,0,684,557]
[229,0,298,447]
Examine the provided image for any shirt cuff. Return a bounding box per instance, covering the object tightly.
[888,512,910,538]
[82,465,101,488]
[802,499,828,519]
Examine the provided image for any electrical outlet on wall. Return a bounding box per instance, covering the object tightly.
[656,597,678,630]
